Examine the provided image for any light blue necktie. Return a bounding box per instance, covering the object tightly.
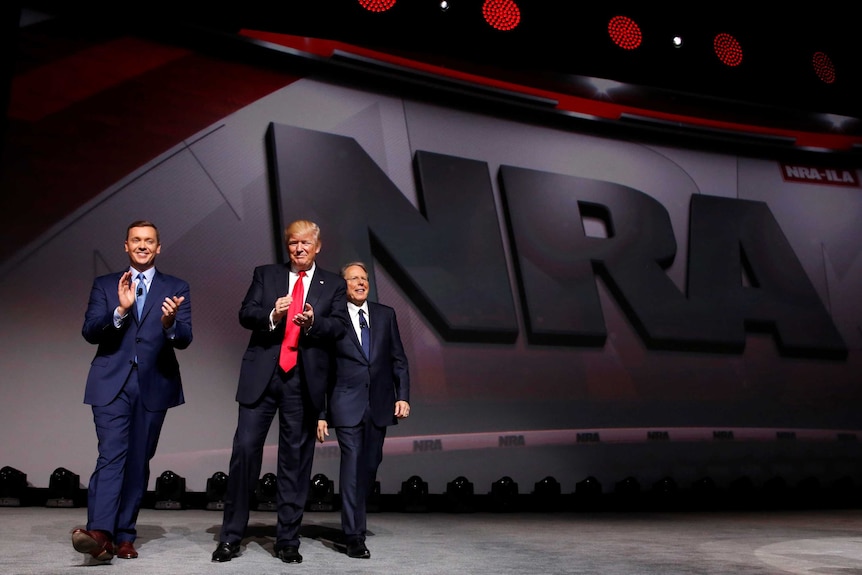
[136,273,147,320]
[358,309,370,359]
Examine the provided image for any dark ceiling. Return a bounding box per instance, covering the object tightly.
[11,2,862,132]
[15,2,861,115]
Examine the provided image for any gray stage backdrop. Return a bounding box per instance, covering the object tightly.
[1,77,861,494]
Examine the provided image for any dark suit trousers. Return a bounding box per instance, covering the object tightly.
[335,405,387,543]
[88,367,167,543]
[220,367,316,548]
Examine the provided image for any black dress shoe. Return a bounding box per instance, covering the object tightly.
[211,542,240,562]
[346,541,370,559]
[276,545,303,563]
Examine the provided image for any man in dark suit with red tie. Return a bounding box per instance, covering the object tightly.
[213,220,347,564]
[72,220,192,562]
[317,261,411,560]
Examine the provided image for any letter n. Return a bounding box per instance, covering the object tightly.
[266,123,517,342]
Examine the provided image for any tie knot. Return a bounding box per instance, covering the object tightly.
[298,270,306,278]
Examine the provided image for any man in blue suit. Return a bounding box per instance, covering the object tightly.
[213,220,347,564]
[317,261,411,559]
[72,220,192,562]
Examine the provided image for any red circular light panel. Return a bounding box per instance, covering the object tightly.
[713,33,743,67]
[358,0,396,12]
[812,51,836,84]
[483,0,521,31]
[608,16,642,50]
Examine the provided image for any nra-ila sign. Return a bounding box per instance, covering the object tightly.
[781,164,859,187]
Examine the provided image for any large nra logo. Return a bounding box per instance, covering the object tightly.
[266,123,848,360]
[781,164,859,187]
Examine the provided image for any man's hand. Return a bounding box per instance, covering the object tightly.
[161,295,185,329]
[117,271,135,314]
[294,303,314,329]
[317,419,329,443]
[272,294,293,324]
[395,401,410,419]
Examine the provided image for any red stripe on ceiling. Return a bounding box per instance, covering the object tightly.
[240,30,862,152]
[10,36,191,122]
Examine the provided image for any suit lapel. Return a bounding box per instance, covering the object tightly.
[364,303,382,362]
[306,267,325,309]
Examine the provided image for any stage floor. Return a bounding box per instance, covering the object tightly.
[2,506,862,574]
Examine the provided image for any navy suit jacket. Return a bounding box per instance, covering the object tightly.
[235,263,346,412]
[328,301,410,428]
[82,269,192,411]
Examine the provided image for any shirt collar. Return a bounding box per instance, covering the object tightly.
[130,267,155,283]
[291,262,316,277]
[347,301,369,315]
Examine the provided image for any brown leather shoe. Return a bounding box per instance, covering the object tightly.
[115,541,138,559]
[72,528,114,561]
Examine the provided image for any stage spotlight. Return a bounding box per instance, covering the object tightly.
[613,476,641,510]
[650,476,679,509]
[439,0,449,11]
[358,0,396,12]
[714,33,743,67]
[489,475,519,512]
[728,475,756,509]
[615,476,640,495]
[762,476,789,508]
[690,476,719,509]
[482,0,521,32]
[575,475,602,496]
[812,52,836,84]
[672,35,683,48]
[444,475,475,513]
[531,475,562,512]
[255,472,277,511]
[154,470,185,510]
[0,466,28,507]
[796,476,822,509]
[205,471,228,511]
[608,15,642,50]
[367,480,381,513]
[399,475,429,512]
[307,473,335,512]
[46,467,80,508]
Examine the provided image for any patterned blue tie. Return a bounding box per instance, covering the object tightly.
[358,309,370,359]
[136,273,147,320]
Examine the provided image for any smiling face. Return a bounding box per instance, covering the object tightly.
[124,225,161,272]
[343,264,369,306]
[286,229,321,272]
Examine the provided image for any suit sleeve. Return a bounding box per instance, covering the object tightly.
[82,276,126,345]
[389,309,410,403]
[166,278,193,350]
[239,265,277,332]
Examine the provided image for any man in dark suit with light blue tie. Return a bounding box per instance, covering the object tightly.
[213,220,347,565]
[317,261,411,560]
[72,220,192,562]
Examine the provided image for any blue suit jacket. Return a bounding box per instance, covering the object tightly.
[82,269,192,411]
[235,263,347,412]
[328,301,410,428]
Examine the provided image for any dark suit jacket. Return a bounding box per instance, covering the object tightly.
[328,301,410,428]
[235,263,346,412]
[82,269,192,411]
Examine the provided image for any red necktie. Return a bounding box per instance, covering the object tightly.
[278,270,306,372]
